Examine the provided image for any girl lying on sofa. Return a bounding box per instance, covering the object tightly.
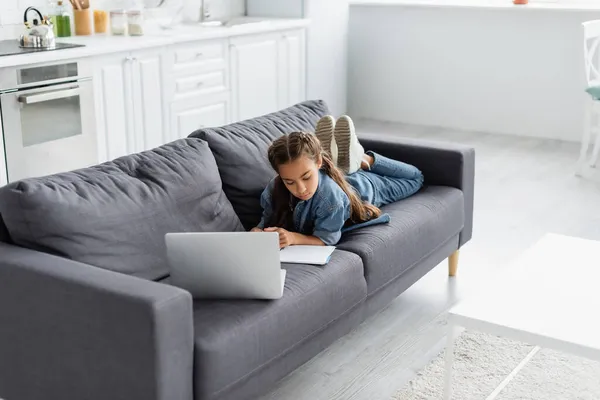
[251,115,424,248]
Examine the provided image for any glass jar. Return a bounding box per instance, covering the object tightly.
[110,9,127,35]
[127,9,144,36]
[94,9,109,34]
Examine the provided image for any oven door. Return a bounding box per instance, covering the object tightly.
[1,78,98,182]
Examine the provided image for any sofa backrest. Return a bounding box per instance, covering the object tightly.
[190,100,330,230]
[0,138,244,281]
[0,214,9,243]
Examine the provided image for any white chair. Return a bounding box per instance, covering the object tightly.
[578,20,600,175]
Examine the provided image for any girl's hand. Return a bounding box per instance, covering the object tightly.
[264,227,295,248]
[250,227,263,232]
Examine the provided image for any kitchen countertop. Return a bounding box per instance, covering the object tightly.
[0,17,310,69]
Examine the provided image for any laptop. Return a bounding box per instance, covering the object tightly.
[165,232,287,300]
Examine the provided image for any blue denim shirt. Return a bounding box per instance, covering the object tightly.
[257,170,390,245]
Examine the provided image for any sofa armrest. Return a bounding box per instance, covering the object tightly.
[360,133,475,246]
[0,243,194,400]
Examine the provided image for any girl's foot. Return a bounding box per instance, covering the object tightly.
[314,115,335,159]
[361,153,374,170]
[334,115,364,174]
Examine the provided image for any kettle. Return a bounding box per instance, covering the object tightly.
[19,7,56,48]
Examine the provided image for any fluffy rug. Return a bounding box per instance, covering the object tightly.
[393,329,600,399]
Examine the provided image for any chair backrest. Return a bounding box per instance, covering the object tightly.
[583,20,600,86]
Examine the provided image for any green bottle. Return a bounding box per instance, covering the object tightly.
[56,0,72,38]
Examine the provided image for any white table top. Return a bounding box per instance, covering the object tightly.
[449,233,600,361]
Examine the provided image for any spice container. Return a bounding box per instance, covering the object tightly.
[127,9,144,36]
[93,9,108,33]
[110,9,127,35]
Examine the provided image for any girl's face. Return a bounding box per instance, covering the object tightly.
[278,155,322,201]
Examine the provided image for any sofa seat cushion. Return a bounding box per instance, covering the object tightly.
[190,100,330,230]
[0,139,244,281]
[190,250,366,399]
[337,186,464,294]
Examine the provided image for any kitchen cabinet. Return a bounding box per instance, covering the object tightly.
[230,30,306,122]
[230,33,281,122]
[279,29,306,109]
[170,92,230,139]
[94,48,165,162]
[163,39,231,141]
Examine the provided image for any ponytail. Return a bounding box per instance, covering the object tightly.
[320,155,381,224]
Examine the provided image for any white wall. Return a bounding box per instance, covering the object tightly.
[348,4,600,142]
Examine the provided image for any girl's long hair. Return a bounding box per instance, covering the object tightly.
[266,131,381,229]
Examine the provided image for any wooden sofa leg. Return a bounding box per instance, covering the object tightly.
[448,250,459,277]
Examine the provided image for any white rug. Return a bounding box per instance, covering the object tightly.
[393,329,600,400]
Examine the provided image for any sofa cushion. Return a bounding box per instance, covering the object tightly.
[189,100,330,230]
[337,186,464,294]
[0,138,244,280]
[190,250,366,399]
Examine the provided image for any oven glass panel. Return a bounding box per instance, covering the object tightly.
[18,63,78,85]
[21,94,82,147]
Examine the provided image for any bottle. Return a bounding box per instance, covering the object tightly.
[47,0,59,36]
[56,0,72,37]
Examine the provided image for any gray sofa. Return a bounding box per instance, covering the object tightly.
[0,100,474,400]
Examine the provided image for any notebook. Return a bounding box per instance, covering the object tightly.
[279,245,336,265]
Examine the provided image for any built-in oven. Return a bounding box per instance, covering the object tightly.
[0,60,97,183]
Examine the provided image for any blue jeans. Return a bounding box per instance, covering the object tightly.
[345,152,424,207]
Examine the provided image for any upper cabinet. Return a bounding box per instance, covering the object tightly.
[230,29,306,122]
[93,48,165,163]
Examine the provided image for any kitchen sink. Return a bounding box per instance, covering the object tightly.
[198,18,272,28]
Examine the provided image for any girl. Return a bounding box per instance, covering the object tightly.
[251,116,424,248]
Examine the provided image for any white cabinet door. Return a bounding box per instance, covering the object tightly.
[279,29,306,109]
[170,93,230,140]
[230,34,280,122]
[93,53,131,162]
[130,49,165,153]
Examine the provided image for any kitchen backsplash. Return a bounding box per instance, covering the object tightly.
[0,0,245,39]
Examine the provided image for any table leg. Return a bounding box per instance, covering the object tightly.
[443,324,460,400]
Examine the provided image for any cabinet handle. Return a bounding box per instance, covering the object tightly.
[196,52,204,58]
[126,56,137,62]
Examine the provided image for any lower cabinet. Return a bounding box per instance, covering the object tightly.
[93,28,306,163]
[230,29,306,122]
[170,92,230,140]
[94,48,165,162]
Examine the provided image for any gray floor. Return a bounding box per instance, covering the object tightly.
[261,120,600,400]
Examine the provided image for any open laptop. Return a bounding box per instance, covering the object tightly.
[165,232,287,300]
